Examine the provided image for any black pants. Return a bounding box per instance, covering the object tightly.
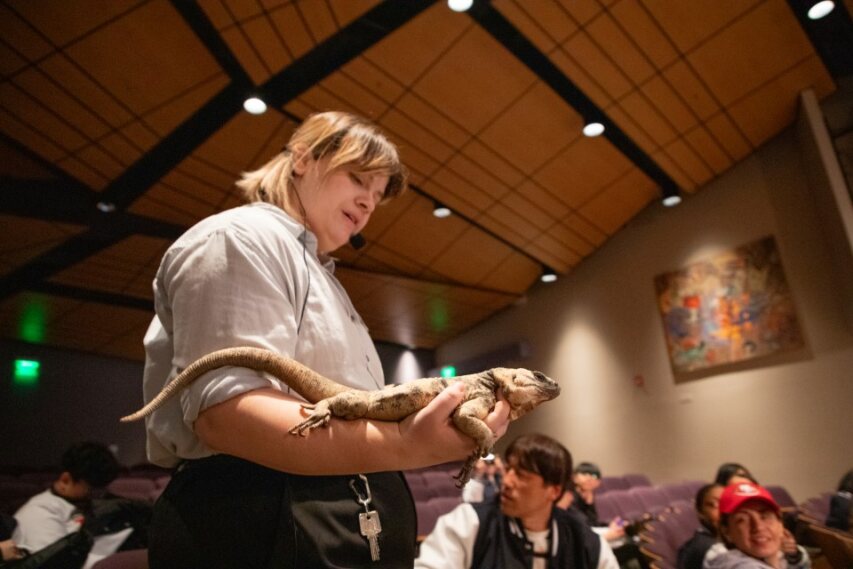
[149,455,417,569]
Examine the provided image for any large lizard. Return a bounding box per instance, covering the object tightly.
[121,346,560,485]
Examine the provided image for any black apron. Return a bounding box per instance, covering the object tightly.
[148,454,416,569]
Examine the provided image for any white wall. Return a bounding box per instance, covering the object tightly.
[438,124,853,503]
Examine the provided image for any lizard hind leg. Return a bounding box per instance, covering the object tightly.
[288,400,332,436]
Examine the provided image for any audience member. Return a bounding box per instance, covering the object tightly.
[462,454,504,504]
[714,463,757,486]
[571,462,626,542]
[826,469,852,532]
[415,433,618,569]
[11,442,136,569]
[677,483,723,569]
[704,481,809,569]
[0,513,23,562]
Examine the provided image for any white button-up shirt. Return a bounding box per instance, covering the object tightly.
[142,203,384,467]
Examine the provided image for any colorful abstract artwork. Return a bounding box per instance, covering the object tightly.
[654,236,804,376]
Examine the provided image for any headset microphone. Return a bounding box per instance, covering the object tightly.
[349,233,366,250]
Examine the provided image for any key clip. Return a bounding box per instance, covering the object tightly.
[349,474,373,509]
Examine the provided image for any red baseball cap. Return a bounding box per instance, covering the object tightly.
[719,481,780,515]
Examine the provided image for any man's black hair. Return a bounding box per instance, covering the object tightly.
[574,462,601,478]
[504,433,572,492]
[61,441,120,488]
[713,462,757,486]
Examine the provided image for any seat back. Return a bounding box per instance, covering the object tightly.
[599,476,630,494]
[90,548,149,569]
[630,486,670,517]
[765,485,797,509]
[624,473,652,488]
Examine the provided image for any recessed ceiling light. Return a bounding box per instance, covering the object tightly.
[433,203,452,218]
[540,268,558,283]
[808,0,834,19]
[583,122,605,137]
[243,97,267,115]
[447,0,473,12]
[662,195,682,207]
[96,201,116,213]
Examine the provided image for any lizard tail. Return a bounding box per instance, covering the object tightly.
[120,347,352,422]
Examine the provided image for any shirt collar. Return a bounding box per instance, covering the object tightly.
[251,202,337,273]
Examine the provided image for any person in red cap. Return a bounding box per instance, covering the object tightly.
[703,481,809,569]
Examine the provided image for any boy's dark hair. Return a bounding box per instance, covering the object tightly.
[695,483,722,511]
[713,462,756,486]
[61,442,120,488]
[574,462,601,478]
[504,433,572,492]
[837,469,853,493]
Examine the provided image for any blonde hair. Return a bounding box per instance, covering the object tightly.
[236,111,407,215]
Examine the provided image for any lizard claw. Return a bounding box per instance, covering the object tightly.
[288,402,332,436]
[453,453,480,488]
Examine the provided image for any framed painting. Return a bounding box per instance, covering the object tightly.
[654,236,804,377]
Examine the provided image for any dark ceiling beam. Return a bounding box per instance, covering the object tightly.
[28,282,153,312]
[262,0,436,108]
[0,177,185,240]
[0,0,433,302]
[468,1,681,198]
[786,0,853,78]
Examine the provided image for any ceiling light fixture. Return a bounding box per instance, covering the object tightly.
[433,202,452,218]
[662,194,682,207]
[540,267,558,283]
[96,201,116,213]
[807,0,835,19]
[243,96,267,115]
[447,0,473,12]
[583,121,605,137]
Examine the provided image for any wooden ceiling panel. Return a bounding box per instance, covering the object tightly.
[469,253,538,296]
[499,192,557,232]
[586,12,657,85]
[662,59,722,122]
[340,58,407,105]
[0,42,27,77]
[663,138,715,188]
[480,82,584,175]
[220,26,268,84]
[485,203,541,243]
[533,137,633,209]
[329,1,382,27]
[375,201,468,267]
[118,121,161,156]
[529,232,583,268]
[48,302,151,353]
[56,156,109,191]
[686,0,818,107]
[494,0,577,52]
[617,90,678,149]
[0,81,89,154]
[460,140,526,190]
[7,0,143,47]
[562,31,633,102]
[578,170,658,235]
[363,3,471,87]
[99,323,147,361]
[549,222,596,258]
[64,2,222,116]
[380,107,456,165]
[99,133,145,171]
[640,75,700,134]
[241,14,293,76]
[516,180,571,220]
[50,235,170,300]
[603,104,656,156]
[268,4,316,61]
[650,150,696,192]
[297,0,342,44]
[555,0,604,25]
[443,152,509,202]
[429,229,518,289]
[0,140,56,179]
[684,126,733,175]
[0,4,53,61]
[428,168,497,213]
[413,26,537,134]
[0,293,84,344]
[395,93,470,150]
[609,0,679,69]
[360,191,418,243]
[728,55,835,147]
[143,74,231,138]
[0,215,86,277]
[705,112,753,162]
[548,48,611,109]
[641,0,763,54]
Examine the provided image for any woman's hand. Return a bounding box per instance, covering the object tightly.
[398,383,511,465]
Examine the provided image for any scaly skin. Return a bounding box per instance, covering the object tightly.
[121,346,560,485]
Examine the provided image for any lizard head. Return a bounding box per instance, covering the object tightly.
[490,368,560,420]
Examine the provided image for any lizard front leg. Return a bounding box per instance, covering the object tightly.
[288,391,369,436]
[450,397,496,487]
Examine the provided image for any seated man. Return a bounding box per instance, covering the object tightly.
[704,481,809,569]
[12,442,139,569]
[415,433,618,569]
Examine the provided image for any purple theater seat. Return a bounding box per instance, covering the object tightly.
[429,495,463,516]
[599,476,630,494]
[0,480,42,514]
[623,473,652,488]
[799,492,832,522]
[659,483,687,505]
[415,500,441,537]
[595,492,622,524]
[90,548,149,569]
[765,485,797,509]
[107,477,157,502]
[630,486,670,517]
[603,489,646,521]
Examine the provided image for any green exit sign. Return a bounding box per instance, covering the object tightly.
[440,365,456,378]
[14,359,40,386]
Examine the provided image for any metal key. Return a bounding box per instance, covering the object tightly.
[350,474,382,562]
[359,509,382,561]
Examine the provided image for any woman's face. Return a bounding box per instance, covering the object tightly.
[700,485,723,528]
[294,156,388,253]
